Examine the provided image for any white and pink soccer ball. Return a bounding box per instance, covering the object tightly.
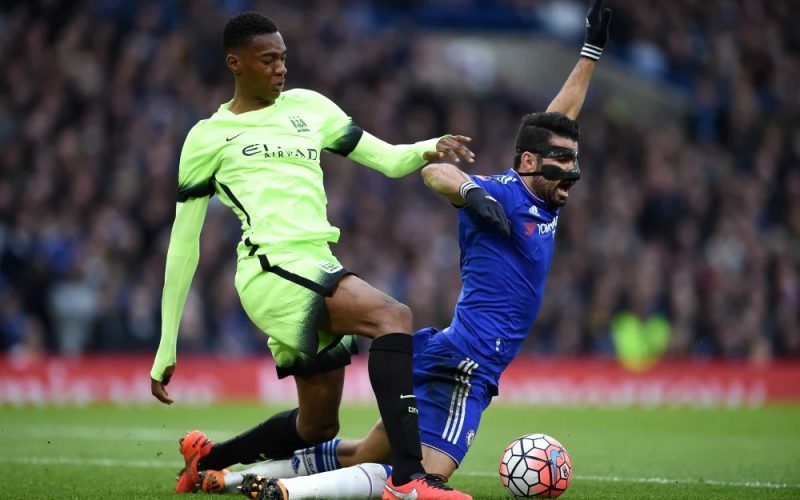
[499,433,573,498]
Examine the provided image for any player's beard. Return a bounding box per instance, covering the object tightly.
[535,183,564,207]
[547,181,574,207]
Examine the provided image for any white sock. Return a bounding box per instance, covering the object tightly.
[221,439,347,494]
[282,463,391,499]
[222,459,303,493]
[223,471,245,494]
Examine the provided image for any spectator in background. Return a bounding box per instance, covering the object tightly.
[0,0,798,362]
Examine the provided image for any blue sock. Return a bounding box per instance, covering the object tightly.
[290,438,343,475]
[314,438,342,472]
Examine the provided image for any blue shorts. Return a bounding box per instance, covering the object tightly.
[412,327,498,466]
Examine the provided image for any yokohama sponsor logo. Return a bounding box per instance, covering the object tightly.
[537,216,558,235]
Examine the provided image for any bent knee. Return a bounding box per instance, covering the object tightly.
[390,300,412,326]
[376,299,412,333]
[353,297,413,336]
[297,420,340,444]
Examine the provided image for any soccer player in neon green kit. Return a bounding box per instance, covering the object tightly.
[184,1,609,498]
[150,11,475,500]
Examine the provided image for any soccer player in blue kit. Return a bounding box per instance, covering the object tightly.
[202,1,612,498]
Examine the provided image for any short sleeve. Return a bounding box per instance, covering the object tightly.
[305,90,363,157]
[177,123,219,202]
[471,174,512,207]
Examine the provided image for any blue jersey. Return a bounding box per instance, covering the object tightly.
[442,169,559,379]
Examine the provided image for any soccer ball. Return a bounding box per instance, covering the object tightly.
[499,433,572,498]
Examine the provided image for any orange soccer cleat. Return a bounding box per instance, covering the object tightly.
[198,469,227,493]
[175,430,215,493]
[383,473,473,500]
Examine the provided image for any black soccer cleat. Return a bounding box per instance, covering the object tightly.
[238,474,288,500]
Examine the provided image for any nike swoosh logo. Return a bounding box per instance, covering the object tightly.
[384,484,418,500]
[185,451,199,480]
[226,132,244,141]
[399,394,416,399]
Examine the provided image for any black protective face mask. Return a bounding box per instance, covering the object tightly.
[519,163,581,181]
[515,146,581,181]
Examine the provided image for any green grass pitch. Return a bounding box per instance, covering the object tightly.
[1,403,798,499]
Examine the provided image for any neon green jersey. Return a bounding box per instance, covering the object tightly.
[181,89,341,255]
[178,88,440,258]
[151,88,443,381]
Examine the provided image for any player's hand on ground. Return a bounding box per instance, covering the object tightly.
[424,135,475,163]
[151,364,176,405]
[465,188,511,236]
[584,0,612,50]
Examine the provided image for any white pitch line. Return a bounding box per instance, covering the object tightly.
[3,457,798,491]
[1,457,175,468]
[0,426,237,442]
[460,471,800,490]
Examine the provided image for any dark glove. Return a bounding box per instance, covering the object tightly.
[464,185,511,237]
[581,0,612,61]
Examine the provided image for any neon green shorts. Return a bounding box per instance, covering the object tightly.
[234,245,357,378]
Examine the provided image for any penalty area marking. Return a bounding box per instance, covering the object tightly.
[1,457,798,490]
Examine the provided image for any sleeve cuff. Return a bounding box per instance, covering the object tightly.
[150,354,176,381]
[416,136,444,160]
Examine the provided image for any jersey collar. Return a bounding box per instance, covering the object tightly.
[217,94,284,118]
[507,169,560,215]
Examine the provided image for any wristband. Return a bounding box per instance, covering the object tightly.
[580,43,603,61]
[459,180,479,200]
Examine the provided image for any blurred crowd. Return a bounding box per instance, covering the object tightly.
[0,0,798,363]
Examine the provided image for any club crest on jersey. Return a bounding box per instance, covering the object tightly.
[466,430,476,448]
[289,115,310,133]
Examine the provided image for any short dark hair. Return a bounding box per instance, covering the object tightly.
[513,112,580,168]
[223,12,278,51]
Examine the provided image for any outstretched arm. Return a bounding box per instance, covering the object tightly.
[421,162,510,236]
[546,0,612,120]
[546,58,597,120]
[420,162,472,205]
[150,197,208,404]
[311,88,475,177]
[347,132,474,178]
